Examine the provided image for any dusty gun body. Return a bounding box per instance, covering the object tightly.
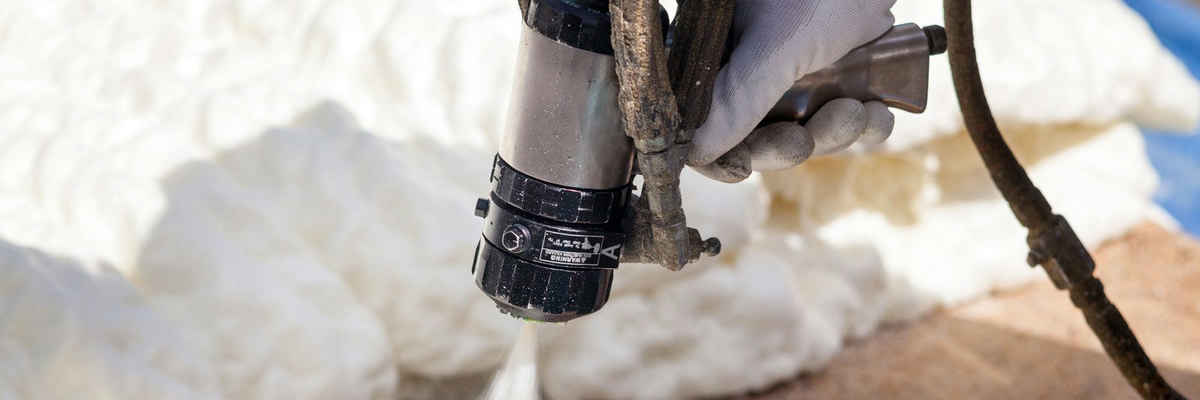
[472,0,945,323]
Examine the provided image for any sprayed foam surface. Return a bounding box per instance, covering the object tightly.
[0,241,219,399]
[0,0,1197,399]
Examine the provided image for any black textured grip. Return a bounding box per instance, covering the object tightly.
[483,195,623,269]
[491,155,630,225]
[474,239,613,322]
[524,0,614,55]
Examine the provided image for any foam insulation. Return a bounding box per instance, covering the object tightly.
[0,242,218,399]
[883,0,1200,150]
[0,0,1196,399]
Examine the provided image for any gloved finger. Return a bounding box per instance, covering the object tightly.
[691,142,752,183]
[745,122,815,172]
[807,98,868,156]
[859,101,895,145]
[688,0,896,167]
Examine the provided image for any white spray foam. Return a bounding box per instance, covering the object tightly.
[0,0,1196,398]
[483,323,540,400]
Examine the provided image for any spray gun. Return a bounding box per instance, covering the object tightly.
[472,0,947,323]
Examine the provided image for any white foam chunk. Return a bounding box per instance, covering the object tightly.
[0,241,219,399]
[0,0,1197,398]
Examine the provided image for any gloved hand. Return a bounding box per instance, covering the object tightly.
[688,0,898,182]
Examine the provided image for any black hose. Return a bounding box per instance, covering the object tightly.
[943,1,1186,398]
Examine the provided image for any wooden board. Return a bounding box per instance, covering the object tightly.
[749,222,1200,399]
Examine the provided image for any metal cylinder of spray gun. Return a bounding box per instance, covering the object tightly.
[471,0,631,322]
[472,0,948,322]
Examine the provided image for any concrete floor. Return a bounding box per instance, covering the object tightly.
[749,222,1200,399]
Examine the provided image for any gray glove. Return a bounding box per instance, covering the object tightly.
[688,0,898,182]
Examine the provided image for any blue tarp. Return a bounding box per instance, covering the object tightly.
[1123,0,1200,235]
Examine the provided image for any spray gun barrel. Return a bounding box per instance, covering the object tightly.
[473,0,945,323]
[472,0,628,323]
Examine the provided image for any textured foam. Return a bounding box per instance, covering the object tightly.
[0,0,1196,398]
